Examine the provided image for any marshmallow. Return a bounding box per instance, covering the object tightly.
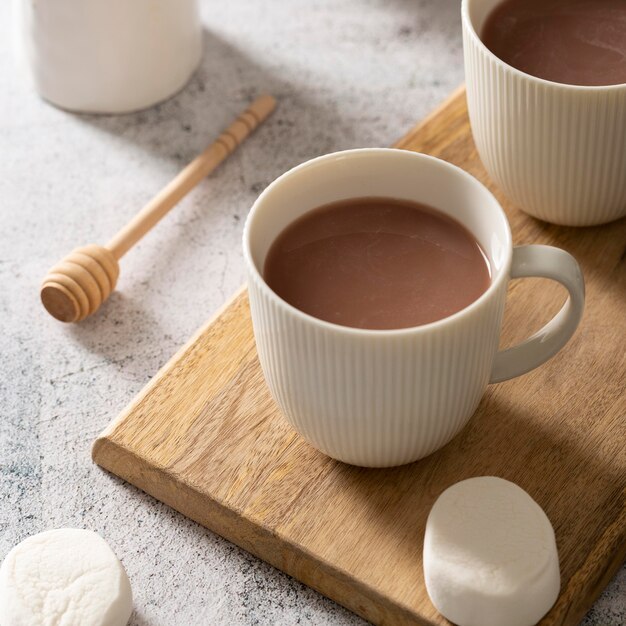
[423,476,560,626]
[0,529,132,626]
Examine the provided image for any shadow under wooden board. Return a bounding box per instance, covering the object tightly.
[93,86,626,626]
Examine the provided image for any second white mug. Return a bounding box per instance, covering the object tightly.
[244,149,585,467]
[462,0,626,226]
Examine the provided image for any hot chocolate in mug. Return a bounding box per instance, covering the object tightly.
[462,0,626,226]
[243,149,585,467]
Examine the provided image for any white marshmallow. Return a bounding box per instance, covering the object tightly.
[0,529,132,626]
[423,477,560,626]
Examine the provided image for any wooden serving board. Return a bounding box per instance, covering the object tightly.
[93,87,626,626]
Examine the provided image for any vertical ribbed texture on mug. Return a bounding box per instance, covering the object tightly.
[248,272,507,468]
[463,22,626,226]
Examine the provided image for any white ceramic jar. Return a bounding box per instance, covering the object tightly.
[14,0,202,113]
[462,0,626,226]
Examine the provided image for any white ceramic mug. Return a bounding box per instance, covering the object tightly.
[13,0,202,113]
[462,0,626,226]
[243,149,585,467]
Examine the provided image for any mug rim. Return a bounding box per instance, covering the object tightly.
[243,148,512,337]
[462,0,626,92]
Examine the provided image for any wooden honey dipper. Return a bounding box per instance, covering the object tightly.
[41,95,276,323]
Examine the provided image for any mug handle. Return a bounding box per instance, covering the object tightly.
[490,245,585,384]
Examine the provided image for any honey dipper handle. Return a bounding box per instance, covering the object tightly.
[106,94,276,259]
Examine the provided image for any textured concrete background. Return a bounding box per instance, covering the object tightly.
[1,0,623,624]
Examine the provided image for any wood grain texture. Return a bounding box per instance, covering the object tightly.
[93,88,626,626]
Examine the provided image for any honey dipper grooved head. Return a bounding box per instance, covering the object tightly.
[41,245,120,322]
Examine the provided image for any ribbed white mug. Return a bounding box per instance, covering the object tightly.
[244,149,584,467]
[462,0,626,226]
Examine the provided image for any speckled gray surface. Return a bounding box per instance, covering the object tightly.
[1,1,623,624]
